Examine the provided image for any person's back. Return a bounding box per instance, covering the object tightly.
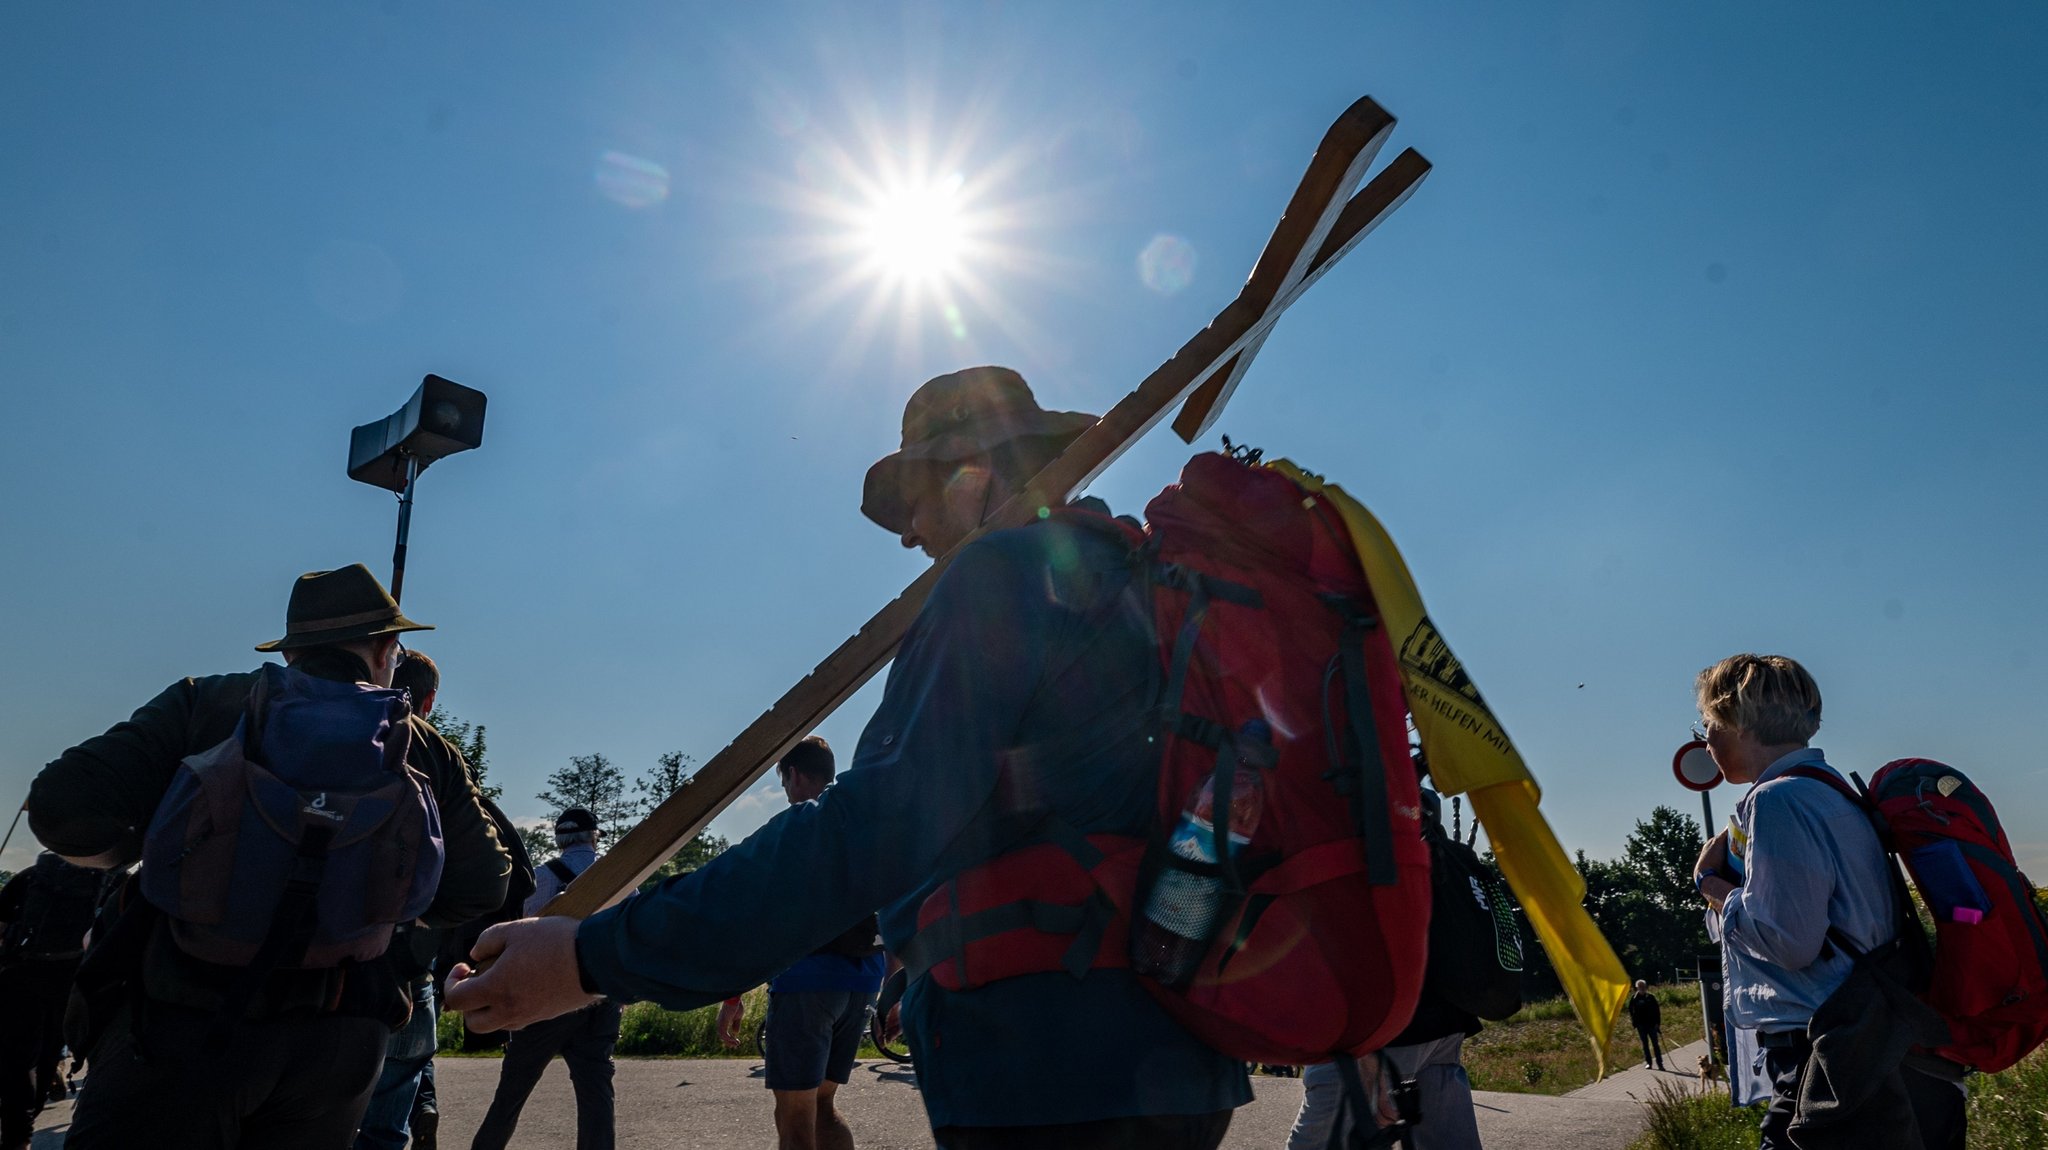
[28,565,511,1150]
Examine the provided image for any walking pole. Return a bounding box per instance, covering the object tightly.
[0,802,25,862]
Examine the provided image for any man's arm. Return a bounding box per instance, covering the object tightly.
[415,724,513,928]
[1717,785,1836,970]
[29,679,205,866]
[451,539,1051,1027]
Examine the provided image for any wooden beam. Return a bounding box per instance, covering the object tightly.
[544,99,1429,919]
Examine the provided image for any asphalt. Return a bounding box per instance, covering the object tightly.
[1567,1038,1720,1103]
[30,1055,1653,1148]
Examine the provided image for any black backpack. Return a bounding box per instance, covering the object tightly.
[1419,794,1524,1021]
[4,853,103,962]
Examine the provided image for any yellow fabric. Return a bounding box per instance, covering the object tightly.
[1270,459,1629,1076]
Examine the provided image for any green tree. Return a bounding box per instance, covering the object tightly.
[520,824,559,866]
[630,750,728,893]
[537,753,632,834]
[634,751,696,821]
[425,705,497,802]
[1624,806,1706,910]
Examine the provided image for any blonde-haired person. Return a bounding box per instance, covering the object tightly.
[1692,654,1962,1150]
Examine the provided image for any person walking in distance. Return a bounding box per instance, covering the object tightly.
[469,808,621,1150]
[714,737,888,1150]
[1628,980,1665,1071]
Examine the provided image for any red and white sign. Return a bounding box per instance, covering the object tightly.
[1673,739,1722,792]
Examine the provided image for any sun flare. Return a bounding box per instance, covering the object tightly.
[858,173,967,284]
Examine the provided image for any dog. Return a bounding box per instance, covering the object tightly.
[1697,1053,1726,1089]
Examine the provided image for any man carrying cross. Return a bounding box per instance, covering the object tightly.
[450,365,1253,1147]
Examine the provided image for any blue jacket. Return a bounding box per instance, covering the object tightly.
[577,513,1251,1127]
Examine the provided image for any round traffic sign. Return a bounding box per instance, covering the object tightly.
[1673,739,1722,792]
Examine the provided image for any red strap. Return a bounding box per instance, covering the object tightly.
[1780,765,1863,808]
[1251,838,1370,896]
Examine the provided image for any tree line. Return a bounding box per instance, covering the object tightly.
[1485,803,1714,994]
[426,707,729,888]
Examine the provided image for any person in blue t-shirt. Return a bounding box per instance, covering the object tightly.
[715,737,887,1150]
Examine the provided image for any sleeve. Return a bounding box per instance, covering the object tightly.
[576,538,1051,1010]
[28,679,202,864]
[415,725,513,928]
[1717,784,1836,971]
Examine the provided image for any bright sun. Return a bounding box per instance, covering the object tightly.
[857,173,967,284]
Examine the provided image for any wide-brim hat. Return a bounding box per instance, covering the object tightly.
[861,365,1096,535]
[255,563,434,652]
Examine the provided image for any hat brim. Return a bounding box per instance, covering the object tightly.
[255,615,435,653]
[861,411,1096,535]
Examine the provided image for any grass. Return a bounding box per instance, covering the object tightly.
[1465,982,1704,1095]
[441,987,892,1060]
[1624,1036,2048,1150]
[1965,1045,2048,1150]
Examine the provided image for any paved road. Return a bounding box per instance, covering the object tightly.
[30,1056,1650,1148]
[1568,1038,1719,1103]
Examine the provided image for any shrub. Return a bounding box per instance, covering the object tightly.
[1630,1079,1760,1150]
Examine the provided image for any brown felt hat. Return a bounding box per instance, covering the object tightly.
[861,366,1096,535]
[254,564,434,652]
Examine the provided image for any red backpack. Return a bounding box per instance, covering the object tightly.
[900,452,1432,1065]
[1789,759,2048,1073]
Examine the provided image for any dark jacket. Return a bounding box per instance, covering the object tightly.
[29,651,511,1016]
[1629,989,1663,1032]
[576,509,1252,1128]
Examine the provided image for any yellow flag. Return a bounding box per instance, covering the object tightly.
[1271,460,1630,1076]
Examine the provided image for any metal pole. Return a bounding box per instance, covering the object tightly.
[1702,790,1715,841]
[0,803,23,863]
[390,453,420,605]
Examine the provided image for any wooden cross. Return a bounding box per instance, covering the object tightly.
[546,95,1431,919]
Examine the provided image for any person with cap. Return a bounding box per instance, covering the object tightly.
[449,366,1253,1148]
[27,563,512,1150]
[469,807,621,1150]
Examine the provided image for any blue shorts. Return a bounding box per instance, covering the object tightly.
[765,990,876,1092]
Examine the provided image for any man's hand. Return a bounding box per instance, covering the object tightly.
[716,998,745,1050]
[444,916,600,1032]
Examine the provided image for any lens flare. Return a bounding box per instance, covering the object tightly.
[595,151,670,209]
[1139,234,1197,295]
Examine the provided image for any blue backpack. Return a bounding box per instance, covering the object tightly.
[141,664,444,970]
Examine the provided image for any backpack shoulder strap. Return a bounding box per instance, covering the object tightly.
[543,858,578,886]
[1778,764,1864,808]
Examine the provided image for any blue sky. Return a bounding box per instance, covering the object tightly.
[4,2,2046,879]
